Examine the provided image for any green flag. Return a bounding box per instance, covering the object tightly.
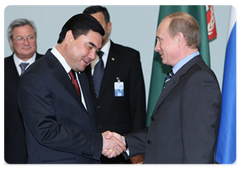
[146,5,210,126]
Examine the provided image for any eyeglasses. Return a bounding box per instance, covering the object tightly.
[12,35,36,44]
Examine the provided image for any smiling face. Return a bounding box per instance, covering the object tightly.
[154,17,179,66]
[62,30,102,72]
[10,24,37,61]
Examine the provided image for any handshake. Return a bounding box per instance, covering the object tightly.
[102,131,126,158]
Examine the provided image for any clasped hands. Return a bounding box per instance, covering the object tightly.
[102,131,126,158]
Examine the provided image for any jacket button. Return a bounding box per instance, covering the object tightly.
[97,105,101,109]
[147,140,152,144]
[151,116,155,121]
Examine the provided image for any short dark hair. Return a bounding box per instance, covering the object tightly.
[83,5,110,24]
[57,13,105,44]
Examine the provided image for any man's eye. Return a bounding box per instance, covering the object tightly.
[28,36,34,40]
[17,37,24,41]
[87,45,93,50]
[158,39,163,44]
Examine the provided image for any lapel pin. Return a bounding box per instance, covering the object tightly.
[111,58,115,61]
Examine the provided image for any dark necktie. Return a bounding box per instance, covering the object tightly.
[162,69,174,90]
[69,69,81,98]
[93,51,104,98]
[19,62,29,76]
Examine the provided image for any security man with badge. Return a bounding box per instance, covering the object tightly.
[84,6,146,164]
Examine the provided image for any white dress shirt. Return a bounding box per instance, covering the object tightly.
[13,53,36,76]
[51,47,87,110]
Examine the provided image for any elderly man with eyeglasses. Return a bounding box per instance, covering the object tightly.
[4,18,43,164]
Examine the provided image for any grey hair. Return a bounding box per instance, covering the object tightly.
[7,18,37,40]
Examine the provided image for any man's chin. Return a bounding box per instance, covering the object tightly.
[161,57,166,64]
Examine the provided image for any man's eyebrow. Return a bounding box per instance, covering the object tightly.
[156,36,163,41]
[88,42,97,48]
[88,42,101,51]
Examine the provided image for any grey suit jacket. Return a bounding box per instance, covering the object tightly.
[124,55,221,163]
[18,50,102,164]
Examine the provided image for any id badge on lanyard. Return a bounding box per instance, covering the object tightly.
[114,77,124,97]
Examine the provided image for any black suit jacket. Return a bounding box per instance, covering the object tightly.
[4,52,43,164]
[124,55,221,163]
[86,41,146,163]
[85,41,146,135]
[18,50,102,164]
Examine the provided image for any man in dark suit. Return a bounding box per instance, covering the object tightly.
[4,18,43,163]
[110,12,221,163]
[83,6,146,164]
[18,13,125,164]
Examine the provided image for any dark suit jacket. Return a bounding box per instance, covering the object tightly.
[4,52,43,164]
[124,55,221,164]
[86,41,146,163]
[18,50,102,164]
[85,41,146,135]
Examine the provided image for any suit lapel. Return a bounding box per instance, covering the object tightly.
[152,75,179,117]
[85,65,96,101]
[5,54,20,86]
[77,72,94,114]
[152,55,203,117]
[45,51,82,105]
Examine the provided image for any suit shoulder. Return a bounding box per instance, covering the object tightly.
[25,55,48,74]
[182,56,215,77]
[186,62,219,85]
[4,55,13,63]
[4,55,15,71]
[195,59,217,79]
[36,52,44,58]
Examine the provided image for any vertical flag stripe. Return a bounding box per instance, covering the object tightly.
[215,6,236,164]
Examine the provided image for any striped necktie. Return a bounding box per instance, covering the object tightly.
[162,69,174,90]
[69,69,81,99]
[19,62,29,76]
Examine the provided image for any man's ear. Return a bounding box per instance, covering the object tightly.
[176,32,185,47]
[65,30,74,45]
[107,22,112,35]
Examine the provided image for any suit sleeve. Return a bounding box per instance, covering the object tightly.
[123,128,148,159]
[129,51,146,132]
[18,72,102,161]
[180,71,221,163]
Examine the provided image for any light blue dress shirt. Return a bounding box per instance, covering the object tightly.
[172,51,200,74]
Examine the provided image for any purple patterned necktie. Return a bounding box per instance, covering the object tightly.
[93,51,104,98]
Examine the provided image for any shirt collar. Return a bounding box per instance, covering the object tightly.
[13,52,36,76]
[99,39,111,67]
[101,39,111,56]
[51,47,71,74]
[172,51,200,74]
[13,52,36,65]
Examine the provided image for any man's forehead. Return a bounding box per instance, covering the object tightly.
[157,18,171,35]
